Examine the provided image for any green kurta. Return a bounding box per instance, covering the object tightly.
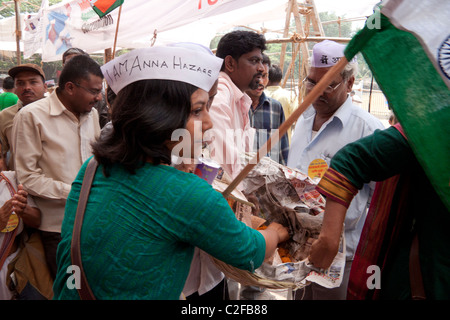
[53,159,265,300]
[324,126,450,299]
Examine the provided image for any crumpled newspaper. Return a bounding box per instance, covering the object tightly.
[215,153,345,290]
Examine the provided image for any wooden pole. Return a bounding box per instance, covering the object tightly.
[112,5,123,59]
[279,0,294,71]
[222,57,349,198]
[104,48,113,63]
[266,36,351,45]
[14,0,21,65]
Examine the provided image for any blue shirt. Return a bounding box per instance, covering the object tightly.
[248,92,289,165]
[287,96,385,259]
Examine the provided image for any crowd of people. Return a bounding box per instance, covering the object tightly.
[0,29,447,300]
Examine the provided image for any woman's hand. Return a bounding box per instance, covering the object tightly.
[308,235,340,269]
[266,222,290,243]
[259,222,290,259]
[307,198,347,269]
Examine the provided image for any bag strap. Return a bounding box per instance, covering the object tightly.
[71,157,98,300]
[409,233,426,300]
[0,173,19,270]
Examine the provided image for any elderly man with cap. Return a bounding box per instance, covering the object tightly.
[11,55,103,280]
[0,64,48,171]
[287,40,384,300]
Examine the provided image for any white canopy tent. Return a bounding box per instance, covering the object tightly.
[0,0,379,62]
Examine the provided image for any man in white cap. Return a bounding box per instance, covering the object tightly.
[287,40,385,300]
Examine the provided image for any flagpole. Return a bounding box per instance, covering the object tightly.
[221,57,349,198]
[112,4,123,58]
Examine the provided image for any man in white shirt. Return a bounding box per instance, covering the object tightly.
[288,40,385,300]
[11,55,102,279]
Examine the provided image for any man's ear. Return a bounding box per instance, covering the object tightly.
[224,55,236,73]
[346,76,355,93]
[64,82,76,95]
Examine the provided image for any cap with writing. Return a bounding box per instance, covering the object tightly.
[310,40,356,68]
[101,45,223,94]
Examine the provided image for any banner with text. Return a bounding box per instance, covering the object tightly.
[23,0,267,62]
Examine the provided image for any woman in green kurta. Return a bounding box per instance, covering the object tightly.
[310,124,450,299]
[52,46,289,300]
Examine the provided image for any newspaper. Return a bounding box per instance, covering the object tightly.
[213,153,345,290]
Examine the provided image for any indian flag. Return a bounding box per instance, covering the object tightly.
[344,0,450,210]
[90,0,124,17]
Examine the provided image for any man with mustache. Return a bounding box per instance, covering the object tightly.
[11,55,102,281]
[0,64,48,171]
[247,54,289,166]
[209,30,266,179]
[287,40,384,300]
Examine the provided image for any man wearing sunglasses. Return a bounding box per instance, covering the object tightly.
[11,55,102,282]
[287,40,384,300]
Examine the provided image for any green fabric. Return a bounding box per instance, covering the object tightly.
[91,0,124,17]
[330,127,450,299]
[53,158,265,300]
[0,92,18,110]
[344,12,450,211]
[330,127,412,189]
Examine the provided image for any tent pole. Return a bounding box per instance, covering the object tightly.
[14,0,21,65]
[279,0,294,71]
[112,5,123,59]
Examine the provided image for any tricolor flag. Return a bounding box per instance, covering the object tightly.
[90,0,124,18]
[344,0,450,210]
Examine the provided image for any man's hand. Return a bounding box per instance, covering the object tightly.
[0,198,14,230]
[12,184,28,217]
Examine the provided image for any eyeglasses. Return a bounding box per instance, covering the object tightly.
[74,83,102,97]
[302,78,343,94]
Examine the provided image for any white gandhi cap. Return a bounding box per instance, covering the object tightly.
[310,40,356,68]
[101,44,223,94]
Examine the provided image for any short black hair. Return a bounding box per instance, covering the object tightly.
[216,30,266,69]
[2,76,14,90]
[262,54,271,67]
[92,79,197,174]
[58,54,103,89]
[268,64,283,84]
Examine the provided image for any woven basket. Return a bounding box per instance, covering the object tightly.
[211,257,303,290]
